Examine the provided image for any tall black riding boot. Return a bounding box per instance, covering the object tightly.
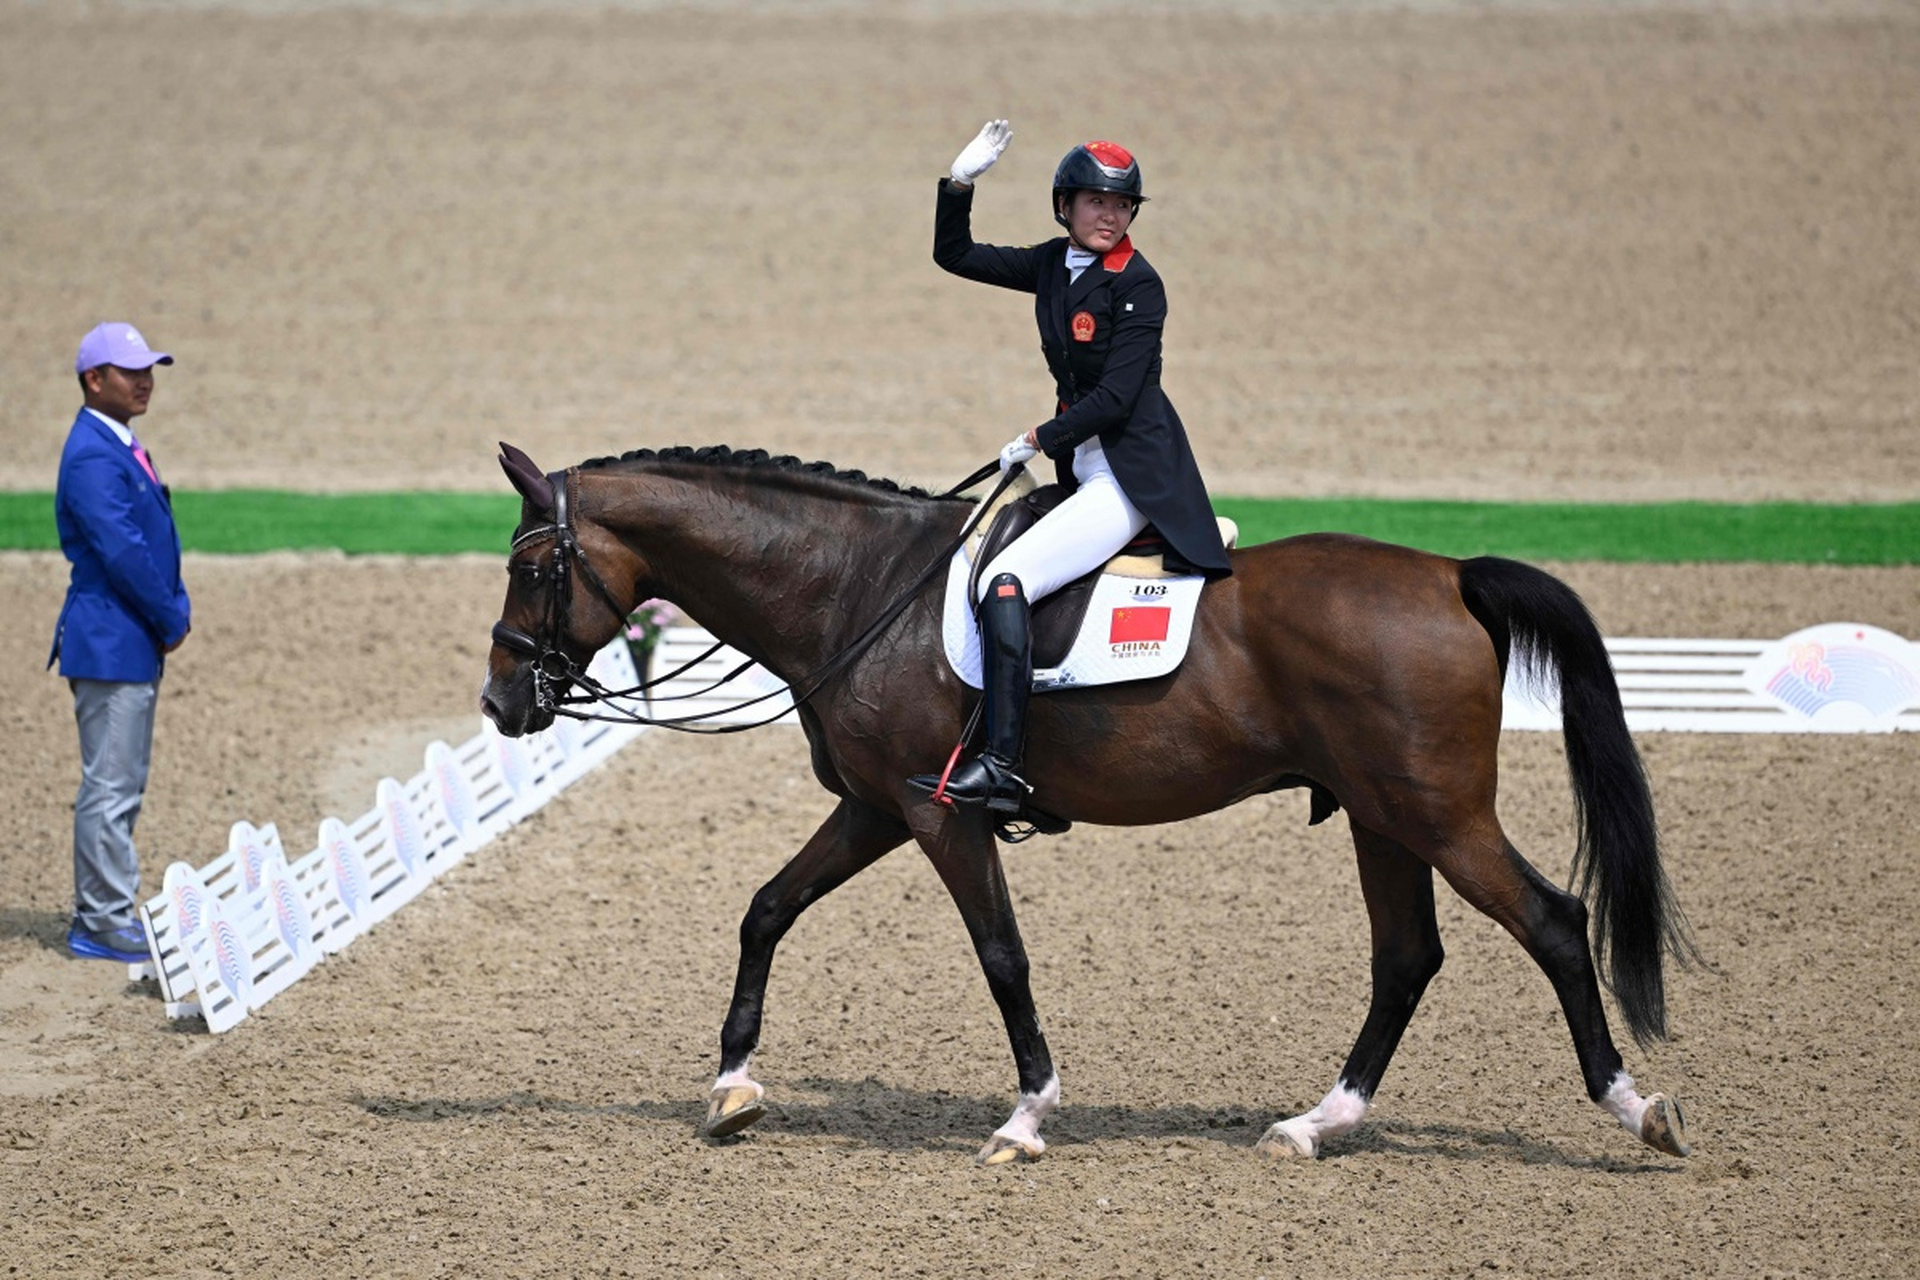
[910,572,1032,814]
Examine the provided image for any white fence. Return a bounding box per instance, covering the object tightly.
[1504,623,1920,734]
[138,640,648,1032]
[648,627,796,726]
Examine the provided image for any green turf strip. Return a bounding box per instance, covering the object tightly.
[1212,497,1920,566]
[1,490,1914,564]
[0,491,521,557]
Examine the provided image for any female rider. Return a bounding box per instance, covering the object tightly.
[909,119,1233,815]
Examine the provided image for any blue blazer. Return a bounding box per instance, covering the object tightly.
[49,409,190,682]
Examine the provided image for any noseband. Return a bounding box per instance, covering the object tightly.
[491,468,632,715]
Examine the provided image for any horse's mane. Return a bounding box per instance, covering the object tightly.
[580,445,963,503]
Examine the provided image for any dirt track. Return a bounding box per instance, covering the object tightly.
[2,2,1918,1277]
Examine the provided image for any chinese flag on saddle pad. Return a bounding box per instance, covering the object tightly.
[1109,606,1172,644]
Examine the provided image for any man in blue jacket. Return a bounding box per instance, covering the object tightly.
[49,322,191,964]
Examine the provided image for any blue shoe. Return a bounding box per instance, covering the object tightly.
[68,922,149,964]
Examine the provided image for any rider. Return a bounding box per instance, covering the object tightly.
[909,119,1233,815]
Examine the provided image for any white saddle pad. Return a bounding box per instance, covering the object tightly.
[942,547,1207,693]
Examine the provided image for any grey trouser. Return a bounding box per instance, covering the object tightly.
[70,678,159,933]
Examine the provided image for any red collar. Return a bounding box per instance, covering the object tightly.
[1101,236,1136,273]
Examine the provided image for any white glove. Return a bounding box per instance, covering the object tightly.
[999,433,1038,473]
[950,119,1013,186]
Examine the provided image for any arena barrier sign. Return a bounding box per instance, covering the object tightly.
[140,820,284,1010]
[1503,623,1920,733]
[139,639,647,1032]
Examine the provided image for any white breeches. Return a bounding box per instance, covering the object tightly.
[977,440,1148,605]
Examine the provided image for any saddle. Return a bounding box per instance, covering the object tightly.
[965,476,1238,669]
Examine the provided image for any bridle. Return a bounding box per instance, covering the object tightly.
[489,466,643,719]
[491,458,1021,735]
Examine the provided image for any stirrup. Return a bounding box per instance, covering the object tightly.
[913,753,1030,813]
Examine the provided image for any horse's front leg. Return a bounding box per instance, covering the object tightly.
[910,803,1060,1166]
[703,797,909,1139]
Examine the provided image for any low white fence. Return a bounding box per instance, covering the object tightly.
[138,640,648,1032]
[648,627,796,726]
[1503,622,1920,734]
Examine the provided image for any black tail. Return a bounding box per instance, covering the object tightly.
[1458,556,1697,1047]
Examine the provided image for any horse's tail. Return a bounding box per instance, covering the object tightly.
[1457,555,1698,1047]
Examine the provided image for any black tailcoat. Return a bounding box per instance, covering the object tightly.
[933,180,1232,579]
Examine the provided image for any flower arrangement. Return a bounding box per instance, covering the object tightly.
[625,599,682,671]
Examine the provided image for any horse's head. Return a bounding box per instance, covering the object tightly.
[479,442,639,736]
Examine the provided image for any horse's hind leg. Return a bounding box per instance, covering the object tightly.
[1259,824,1443,1159]
[703,797,910,1139]
[1429,827,1690,1157]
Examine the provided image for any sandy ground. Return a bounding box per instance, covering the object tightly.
[1,555,1917,1278]
[2,2,1918,1278]
[2,1,1916,500]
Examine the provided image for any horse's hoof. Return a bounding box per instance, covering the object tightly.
[1255,1123,1316,1160]
[976,1134,1042,1166]
[1639,1093,1690,1157]
[701,1083,766,1140]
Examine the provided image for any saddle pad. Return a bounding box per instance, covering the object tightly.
[942,547,1206,693]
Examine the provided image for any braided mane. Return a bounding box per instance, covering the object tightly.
[581,445,960,502]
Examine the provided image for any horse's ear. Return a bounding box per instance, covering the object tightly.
[498,442,554,513]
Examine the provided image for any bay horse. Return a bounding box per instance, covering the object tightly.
[479,443,1696,1165]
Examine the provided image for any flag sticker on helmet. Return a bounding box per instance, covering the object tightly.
[1072,311,1097,342]
[1084,141,1136,177]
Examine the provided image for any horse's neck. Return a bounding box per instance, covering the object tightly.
[594,469,953,677]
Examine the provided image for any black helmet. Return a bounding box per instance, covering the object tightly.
[1052,140,1147,230]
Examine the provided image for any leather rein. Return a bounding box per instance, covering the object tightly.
[490,459,1017,735]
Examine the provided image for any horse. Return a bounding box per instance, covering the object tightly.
[479,442,1697,1166]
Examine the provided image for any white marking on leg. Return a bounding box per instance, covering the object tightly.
[990,1073,1061,1156]
[714,1058,756,1091]
[1268,1081,1370,1158]
[1601,1070,1650,1136]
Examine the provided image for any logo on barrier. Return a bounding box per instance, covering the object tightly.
[207,900,254,1010]
[550,715,587,759]
[428,742,477,838]
[167,863,210,941]
[378,778,428,879]
[491,728,534,798]
[268,866,314,964]
[1744,624,1920,730]
[234,822,272,892]
[322,817,367,920]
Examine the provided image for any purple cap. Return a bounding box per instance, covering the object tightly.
[75,322,174,374]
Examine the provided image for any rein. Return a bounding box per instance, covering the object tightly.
[494,458,1016,734]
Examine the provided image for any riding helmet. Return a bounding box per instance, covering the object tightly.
[1052,140,1148,230]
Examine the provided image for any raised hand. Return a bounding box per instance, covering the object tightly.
[951,119,1014,187]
